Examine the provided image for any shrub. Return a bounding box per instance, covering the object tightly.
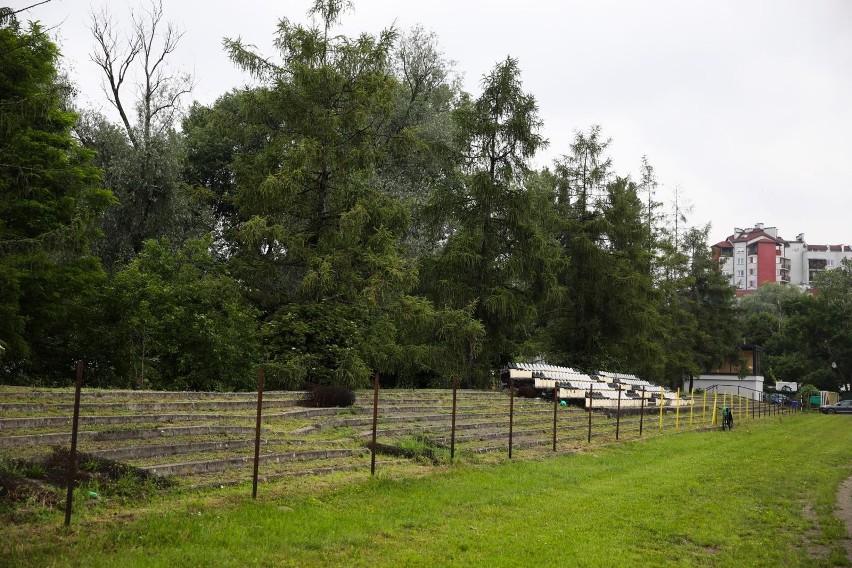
[517,385,539,398]
[302,385,356,408]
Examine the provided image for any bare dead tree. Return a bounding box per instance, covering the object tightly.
[87,1,200,262]
[89,0,193,149]
[90,6,141,146]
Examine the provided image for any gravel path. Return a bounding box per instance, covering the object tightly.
[837,475,852,561]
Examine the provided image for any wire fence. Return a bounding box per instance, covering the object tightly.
[35,364,798,525]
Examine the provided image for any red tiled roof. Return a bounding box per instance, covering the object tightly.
[729,229,784,244]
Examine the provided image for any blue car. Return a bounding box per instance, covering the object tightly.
[819,400,852,414]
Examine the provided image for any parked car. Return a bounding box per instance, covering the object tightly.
[819,399,852,414]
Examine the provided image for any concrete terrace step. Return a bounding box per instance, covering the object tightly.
[141,448,363,476]
[0,406,368,432]
[0,398,303,414]
[83,437,350,462]
[183,456,412,490]
[0,425,262,449]
[355,412,575,439]
[317,408,582,429]
[0,413,252,431]
[0,389,309,403]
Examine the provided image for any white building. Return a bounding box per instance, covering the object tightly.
[683,345,764,400]
[713,223,852,293]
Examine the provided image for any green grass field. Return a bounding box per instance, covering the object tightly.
[2,413,850,567]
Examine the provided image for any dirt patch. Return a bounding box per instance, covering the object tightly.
[1,446,173,513]
[837,475,852,561]
[801,502,830,559]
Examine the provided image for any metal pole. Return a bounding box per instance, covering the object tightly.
[252,367,265,499]
[64,361,84,527]
[587,385,593,444]
[370,372,379,475]
[689,389,694,427]
[675,388,681,430]
[712,390,718,425]
[737,386,741,420]
[508,376,514,459]
[659,386,664,430]
[639,387,645,437]
[552,382,558,452]
[703,390,707,424]
[616,387,622,441]
[450,377,458,463]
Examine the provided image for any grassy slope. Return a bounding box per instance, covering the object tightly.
[3,414,851,567]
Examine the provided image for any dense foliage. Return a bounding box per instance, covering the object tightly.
[3,0,790,391]
[0,16,113,381]
[738,277,852,393]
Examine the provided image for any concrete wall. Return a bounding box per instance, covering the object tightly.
[686,375,765,400]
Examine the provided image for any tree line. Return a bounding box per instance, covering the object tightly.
[739,278,852,395]
[1,1,744,391]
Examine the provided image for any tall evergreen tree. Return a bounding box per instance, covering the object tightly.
[546,127,614,370]
[222,1,481,388]
[681,225,739,378]
[0,16,113,381]
[423,57,558,384]
[599,176,664,377]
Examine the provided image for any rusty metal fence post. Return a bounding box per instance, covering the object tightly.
[587,385,593,444]
[450,377,458,463]
[252,367,264,499]
[552,383,558,452]
[616,387,622,441]
[370,372,380,475]
[508,376,514,459]
[64,361,84,526]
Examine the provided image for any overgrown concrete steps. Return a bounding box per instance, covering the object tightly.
[0,426,264,450]
[0,389,308,403]
[140,447,364,476]
[0,398,303,415]
[0,386,748,490]
[0,405,370,432]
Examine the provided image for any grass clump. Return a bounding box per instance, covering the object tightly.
[369,434,450,465]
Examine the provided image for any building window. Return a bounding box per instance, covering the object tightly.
[737,270,745,277]
[737,258,744,265]
[749,280,756,288]
[749,257,756,264]
[828,259,835,267]
[749,268,755,275]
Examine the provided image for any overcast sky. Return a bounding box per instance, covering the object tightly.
[18,0,852,246]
